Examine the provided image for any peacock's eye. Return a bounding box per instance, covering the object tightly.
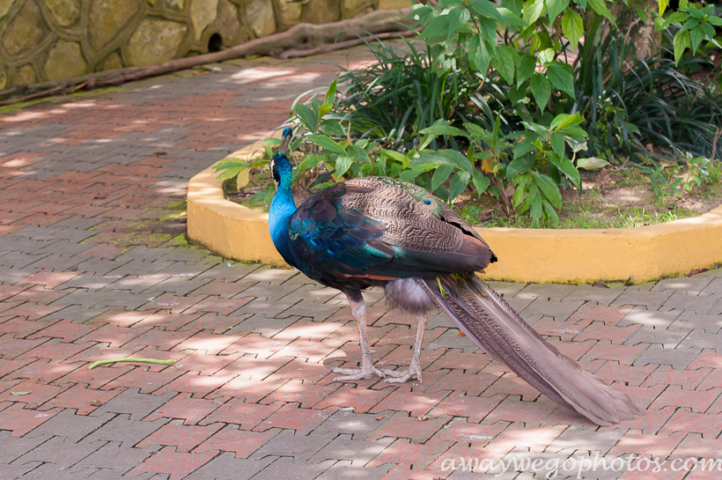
[424,200,432,205]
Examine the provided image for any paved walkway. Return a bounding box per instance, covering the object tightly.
[1,47,722,480]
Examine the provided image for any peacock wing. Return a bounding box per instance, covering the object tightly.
[288,177,496,285]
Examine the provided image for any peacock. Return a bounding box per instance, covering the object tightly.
[268,127,641,426]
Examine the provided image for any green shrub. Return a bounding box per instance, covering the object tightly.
[215,0,722,228]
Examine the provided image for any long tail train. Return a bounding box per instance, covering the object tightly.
[419,275,642,426]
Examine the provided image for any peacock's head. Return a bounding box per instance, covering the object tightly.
[270,127,294,189]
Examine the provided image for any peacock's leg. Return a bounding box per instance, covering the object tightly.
[383,314,425,383]
[332,289,386,381]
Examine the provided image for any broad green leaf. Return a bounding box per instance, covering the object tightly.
[559,125,588,141]
[687,6,705,20]
[348,144,370,164]
[464,121,488,139]
[399,164,435,182]
[418,14,450,43]
[537,48,555,67]
[508,156,534,178]
[530,189,543,220]
[546,0,570,22]
[517,55,536,86]
[298,153,322,173]
[308,134,346,154]
[661,11,688,29]
[318,120,345,137]
[530,32,542,53]
[546,152,581,188]
[431,164,455,191]
[690,26,704,53]
[295,103,318,132]
[546,61,575,97]
[471,170,491,195]
[388,162,403,178]
[359,163,374,176]
[448,171,471,202]
[381,148,409,165]
[531,171,562,209]
[561,10,584,50]
[492,45,516,84]
[497,7,528,26]
[335,155,353,177]
[523,0,545,25]
[636,7,647,23]
[10,391,31,396]
[512,173,531,207]
[212,158,247,171]
[587,0,614,22]
[523,119,548,136]
[680,18,699,33]
[709,16,722,27]
[673,30,691,65]
[658,0,669,16]
[551,132,565,157]
[215,164,248,181]
[468,35,491,73]
[543,200,560,225]
[514,137,537,160]
[419,125,468,137]
[469,0,503,20]
[577,156,610,170]
[551,112,583,130]
[323,77,337,106]
[447,7,471,40]
[529,73,551,109]
[438,149,475,172]
[477,17,498,48]
[702,22,716,38]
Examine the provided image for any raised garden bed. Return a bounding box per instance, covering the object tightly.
[188,135,722,285]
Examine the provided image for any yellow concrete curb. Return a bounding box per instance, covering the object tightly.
[188,137,722,284]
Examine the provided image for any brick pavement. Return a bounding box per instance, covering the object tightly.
[1,47,722,479]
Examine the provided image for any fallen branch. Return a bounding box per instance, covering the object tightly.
[0,8,414,106]
[0,85,65,107]
[279,29,418,59]
[88,357,177,370]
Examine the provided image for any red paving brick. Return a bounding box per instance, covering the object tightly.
[193,424,278,458]
[0,402,60,436]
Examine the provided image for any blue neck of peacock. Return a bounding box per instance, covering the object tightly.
[269,175,296,266]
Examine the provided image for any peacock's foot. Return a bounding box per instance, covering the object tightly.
[332,364,386,382]
[382,363,423,384]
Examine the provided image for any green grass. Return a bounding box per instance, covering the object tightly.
[477,207,693,229]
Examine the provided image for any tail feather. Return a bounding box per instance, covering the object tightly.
[419,275,642,426]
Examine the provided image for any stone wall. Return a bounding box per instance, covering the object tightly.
[0,0,410,89]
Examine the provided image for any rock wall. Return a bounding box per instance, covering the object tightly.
[0,0,410,89]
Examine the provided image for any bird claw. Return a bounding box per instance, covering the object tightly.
[382,364,423,384]
[332,364,386,382]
